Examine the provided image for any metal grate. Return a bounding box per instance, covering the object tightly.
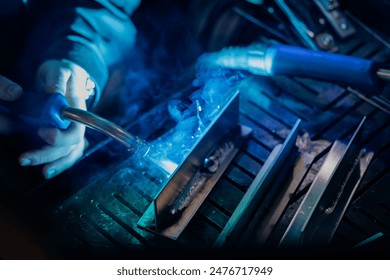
[0,3,390,259]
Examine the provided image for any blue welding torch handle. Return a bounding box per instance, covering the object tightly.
[199,44,385,94]
[0,92,71,130]
[267,45,381,92]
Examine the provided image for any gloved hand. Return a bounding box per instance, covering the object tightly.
[0,75,23,134]
[18,60,95,179]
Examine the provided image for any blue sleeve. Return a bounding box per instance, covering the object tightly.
[24,0,141,108]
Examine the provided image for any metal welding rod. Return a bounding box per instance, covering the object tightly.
[0,92,150,156]
[0,92,179,174]
[197,44,389,94]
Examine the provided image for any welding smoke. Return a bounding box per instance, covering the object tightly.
[154,55,246,166]
[96,2,249,181]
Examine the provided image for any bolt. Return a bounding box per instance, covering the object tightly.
[340,23,348,30]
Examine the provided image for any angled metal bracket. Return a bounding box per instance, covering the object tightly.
[137,91,251,240]
[279,117,373,248]
[214,119,301,248]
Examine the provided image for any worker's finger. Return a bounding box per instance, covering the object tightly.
[65,71,88,109]
[41,140,86,179]
[18,144,75,166]
[37,122,85,147]
[35,71,88,146]
[0,75,23,101]
[36,60,72,94]
[45,64,72,94]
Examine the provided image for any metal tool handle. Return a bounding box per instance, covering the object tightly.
[0,92,71,130]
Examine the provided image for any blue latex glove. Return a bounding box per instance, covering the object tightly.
[17,60,94,179]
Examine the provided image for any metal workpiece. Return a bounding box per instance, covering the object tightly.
[252,152,315,247]
[278,117,373,248]
[137,91,246,240]
[214,119,301,248]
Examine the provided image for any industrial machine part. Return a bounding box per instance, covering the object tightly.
[137,91,247,239]
[278,117,373,248]
[314,0,356,39]
[274,0,319,50]
[198,43,390,94]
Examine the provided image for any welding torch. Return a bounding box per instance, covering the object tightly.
[197,43,390,94]
[0,92,151,156]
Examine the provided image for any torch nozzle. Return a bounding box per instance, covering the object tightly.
[377,69,390,83]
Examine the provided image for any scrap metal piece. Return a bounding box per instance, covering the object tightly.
[278,117,373,248]
[137,91,250,240]
[214,119,301,248]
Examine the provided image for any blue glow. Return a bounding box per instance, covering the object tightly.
[264,47,277,75]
